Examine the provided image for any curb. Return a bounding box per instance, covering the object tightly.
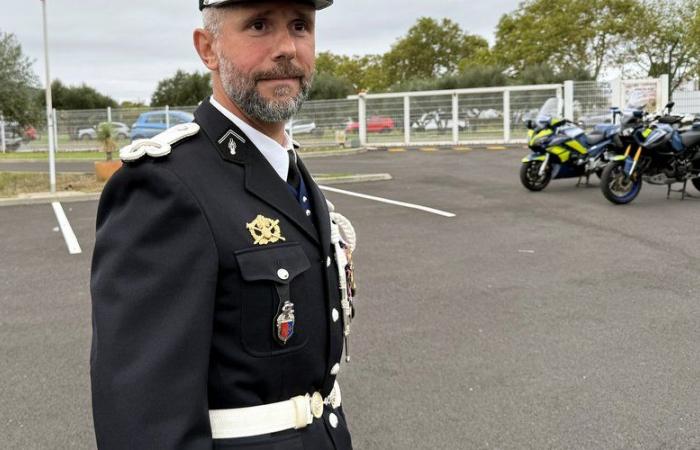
[0,147,373,164]
[0,192,101,207]
[299,147,369,158]
[315,173,392,185]
[0,171,391,207]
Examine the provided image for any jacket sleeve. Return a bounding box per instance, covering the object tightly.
[90,161,218,449]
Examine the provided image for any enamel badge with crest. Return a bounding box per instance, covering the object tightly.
[275,301,295,344]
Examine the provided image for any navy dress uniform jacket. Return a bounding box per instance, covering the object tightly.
[90,98,353,450]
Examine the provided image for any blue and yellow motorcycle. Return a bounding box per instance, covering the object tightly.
[520,100,622,192]
[601,102,700,204]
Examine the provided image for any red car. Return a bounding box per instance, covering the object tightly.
[345,115,395,133]
[24,126,38,141]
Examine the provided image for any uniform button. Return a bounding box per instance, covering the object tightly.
[326,256,331,267]
[330,363,340,375]
[332,308,340,322]
[328,412,338,428]
[303,196,308,202]
[277,269,289,280]
[306,209,312,216]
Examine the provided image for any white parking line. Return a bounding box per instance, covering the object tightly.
[319,185,456,218]
[51,202,82,255]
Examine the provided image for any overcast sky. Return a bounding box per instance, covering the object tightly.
[3,0,522,103]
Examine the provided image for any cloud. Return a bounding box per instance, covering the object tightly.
[2,0,521,103]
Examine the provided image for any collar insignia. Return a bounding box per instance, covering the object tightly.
[227,138,237,155]
[219,129,246,145]
[246,214,286,245]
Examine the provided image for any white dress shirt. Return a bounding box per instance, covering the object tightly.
[209,96,293,181]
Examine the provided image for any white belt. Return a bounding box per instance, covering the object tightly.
[209,382,342,439]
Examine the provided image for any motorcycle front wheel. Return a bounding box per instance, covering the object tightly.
[691,177,700,192]
[520,160,552,191]
[600,162,642,204]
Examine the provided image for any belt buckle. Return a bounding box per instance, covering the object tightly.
[310,392,324,419]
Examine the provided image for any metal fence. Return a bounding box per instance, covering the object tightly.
[1,76,670,153]
[671,90,700,114]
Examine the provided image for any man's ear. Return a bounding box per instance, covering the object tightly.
[193,28,219,71]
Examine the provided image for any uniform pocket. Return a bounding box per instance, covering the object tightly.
[234,242,311,357]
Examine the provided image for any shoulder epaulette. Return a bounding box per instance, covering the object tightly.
[120,122,200,162]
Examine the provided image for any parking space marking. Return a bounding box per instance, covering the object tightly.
[320,185,456,218]
[419,147,439,152]
[454,146,472,151]
[487,146,508,151]
[51,202,82,255]
[388,147,406,153]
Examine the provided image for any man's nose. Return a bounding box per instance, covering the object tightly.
[272,30,297,61]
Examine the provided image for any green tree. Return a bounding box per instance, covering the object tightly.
[382,17,489,85]
[0,31,41,126]
[151,70,211,106]
[624,0,700,91]
[39,80,118,110]
[493,0,637,79]
[315,52,388,93]
[120,100,147,108]
[309,73,354,100]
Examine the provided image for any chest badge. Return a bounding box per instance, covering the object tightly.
[246,215,286,245]
[275,301,295,344]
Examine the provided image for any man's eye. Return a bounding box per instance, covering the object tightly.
[293,21,308,32]
[250,21,266,32]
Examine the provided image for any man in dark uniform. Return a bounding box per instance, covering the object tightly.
[90,1,355,448]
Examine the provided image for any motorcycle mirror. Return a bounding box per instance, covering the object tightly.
[526,120,534,130]
[666,101,675,112]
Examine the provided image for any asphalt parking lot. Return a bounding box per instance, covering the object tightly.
[2,147,700,449]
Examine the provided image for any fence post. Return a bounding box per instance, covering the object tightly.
[165,105,171,129]
[564,80,575,121]
[659,74,670,110]
[503,90,511,144]
[107,106,112,124]
[0,114,6,153]
[452,93,460,145]
[610,78,622,109]
[358,93,367,146]
[52,108,59,152]
[403,95,410,146]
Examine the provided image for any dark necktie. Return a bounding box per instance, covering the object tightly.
[287,149,301,192]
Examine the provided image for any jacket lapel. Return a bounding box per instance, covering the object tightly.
[298,156,331,254]
[194,98,319,245]
[244,149,319,245]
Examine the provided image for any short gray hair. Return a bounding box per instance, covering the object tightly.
[202,7,225,38]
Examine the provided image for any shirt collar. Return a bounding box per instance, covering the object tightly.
[209,96,293,181]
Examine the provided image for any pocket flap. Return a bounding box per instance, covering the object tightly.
[234,242,311,284]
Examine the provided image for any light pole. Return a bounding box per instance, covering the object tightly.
[41,0,56,193]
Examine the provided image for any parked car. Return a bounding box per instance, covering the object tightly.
[1,122,32,151]
[5,127,24,151]
[23,126,38,141]
[345,115,395,133]
[77,122,130,140]
[285,119,322,135]
[412,111,468,132]
[130,111,194,140]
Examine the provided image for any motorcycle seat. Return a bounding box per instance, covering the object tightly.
[585,133,607,145]
[593,124,617,134]
[681,130,700,148]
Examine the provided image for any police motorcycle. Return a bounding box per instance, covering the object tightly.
[520,98,621,191]
[600,102,700,205]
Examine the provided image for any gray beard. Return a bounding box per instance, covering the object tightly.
[218,55,313,123]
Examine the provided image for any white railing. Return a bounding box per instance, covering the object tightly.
[6,76,669,153]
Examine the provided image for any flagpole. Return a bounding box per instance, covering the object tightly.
[41,0,56,193]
